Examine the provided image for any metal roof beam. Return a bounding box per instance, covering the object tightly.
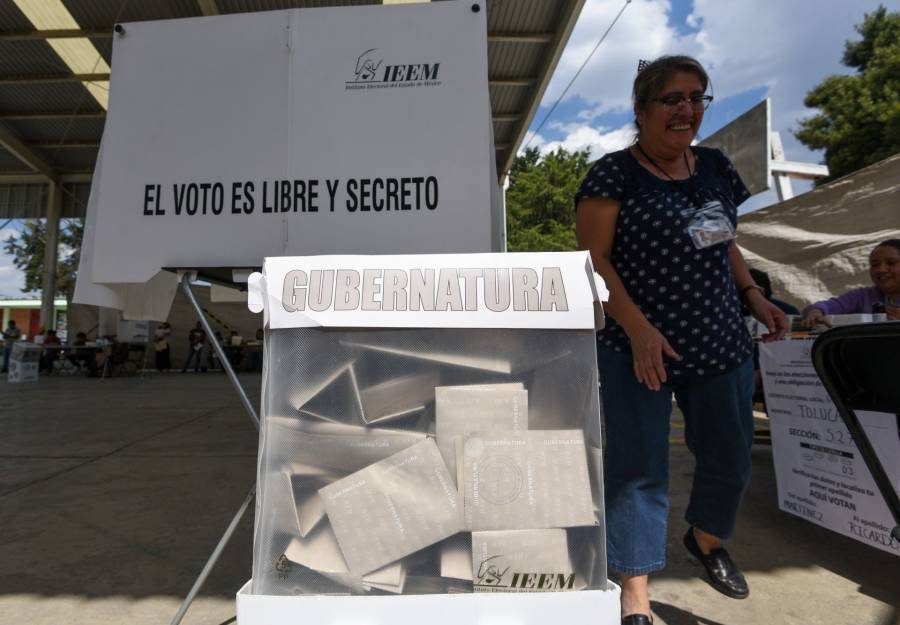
[0,172,91,184]
[489,78,535,88]
[0,73,109,85]
[500,0,588,178]
[0,29,112,42]
[492,114,520,123]
[488,32,553,44]
[0,126,56,181]
[30,140,100,149]
[0,111,105,120]
[197,0,220,16]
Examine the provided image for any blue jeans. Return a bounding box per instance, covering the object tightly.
[598,347,755,576]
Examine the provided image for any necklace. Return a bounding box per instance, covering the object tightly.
[635,142,702,208]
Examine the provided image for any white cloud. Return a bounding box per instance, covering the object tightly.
[543,0,885,159]
[531,123,635,160]
[0,228,28,297]
[543,0,694,117]
[686,0,885,159]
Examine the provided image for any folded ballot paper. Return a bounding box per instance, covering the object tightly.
[283,472,327,537]
[435,383,528,482]
[462,430,595,531]
[266,417,426,475]
[285,522,407,594]
[319,438,462,576]
[295,363,364,424]
[471,529,574,592]
[358,370,440,425]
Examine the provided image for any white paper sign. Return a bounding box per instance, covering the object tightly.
[760,340,900,556]
[86,2,497,285]
[249,251,606,329]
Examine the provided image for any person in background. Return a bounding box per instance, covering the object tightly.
[575,55,787,624]
[39,329,62,374]
[207,330,225,372]
[182,322,206,372]
[744,269,799,404]
[154,322,172,372]
[2,319,22,373]
[801,239,900,327]
[225,330,243,369]
[68,332,97,376]
[748,269,799,316]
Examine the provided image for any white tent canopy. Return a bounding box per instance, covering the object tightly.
[737,153,900,311]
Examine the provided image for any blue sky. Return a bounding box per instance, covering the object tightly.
[526,0,894,210]
[0,0,894,296]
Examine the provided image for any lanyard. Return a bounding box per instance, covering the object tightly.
[635,143,703,209]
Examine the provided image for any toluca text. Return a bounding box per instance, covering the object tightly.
[141,176,438,216]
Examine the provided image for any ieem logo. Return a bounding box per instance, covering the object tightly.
[347,48,441,89]
[354,49,383,81]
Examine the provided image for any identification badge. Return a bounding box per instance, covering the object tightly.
[681,200,735,249]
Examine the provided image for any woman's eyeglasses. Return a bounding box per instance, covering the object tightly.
[652,94,714,111]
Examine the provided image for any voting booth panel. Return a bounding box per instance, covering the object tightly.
[77,1,499,297]
[243,252,619,622]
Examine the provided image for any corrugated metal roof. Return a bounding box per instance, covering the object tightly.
[2,117,105,142]
[0,150,31,171]
[218,0,379,11]
[0,0,585,212]
[0,82,97,113]
[488,40,544,80]
[32,146,98,172]
[63,0,202,30]
[0,182,46,218]
[0,0,33,30]
[0,181,87,217]
[487,0,564,33]
[0,40,72,74]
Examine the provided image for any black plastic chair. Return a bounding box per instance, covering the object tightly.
[812,322,900,544]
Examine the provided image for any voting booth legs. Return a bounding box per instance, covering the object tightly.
[168,274,260,625]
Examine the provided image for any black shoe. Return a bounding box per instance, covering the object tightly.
[622,615,652,625]
[683,528,749,599]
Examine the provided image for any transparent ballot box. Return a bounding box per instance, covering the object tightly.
[247,252,611,601]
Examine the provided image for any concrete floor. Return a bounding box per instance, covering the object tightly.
[0,373,897,625]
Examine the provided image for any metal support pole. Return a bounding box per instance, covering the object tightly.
[180,273,260,430]
[40,182,61,331]
[169,274,262,625]
[169,486,256,625]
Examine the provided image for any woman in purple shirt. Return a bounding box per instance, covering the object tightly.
[802,239,900,326]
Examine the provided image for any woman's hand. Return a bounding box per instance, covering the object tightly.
[626,319,682,391]
[800,307,830,329]
[746,290,788,341]
[886,304,900,321]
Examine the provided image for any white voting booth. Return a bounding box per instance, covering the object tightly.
[74,0,503,303]
[71,2,619,623]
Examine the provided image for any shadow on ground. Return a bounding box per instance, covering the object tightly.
[1,375,897,625]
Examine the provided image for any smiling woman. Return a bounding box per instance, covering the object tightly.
[574,55,788,624]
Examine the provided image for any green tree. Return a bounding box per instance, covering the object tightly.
[3,219,83,298]
[795,6,900,182]
[506,146,592,252]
